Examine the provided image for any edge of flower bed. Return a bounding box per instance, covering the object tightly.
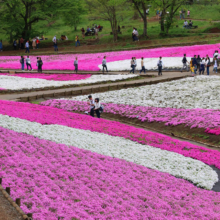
[14,75,191,102]
[0,179,29,220]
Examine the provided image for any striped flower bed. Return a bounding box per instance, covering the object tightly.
[43,75,220,135]
[0,101,219,219]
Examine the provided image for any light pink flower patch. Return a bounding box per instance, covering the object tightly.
[0,73,91,81]
[0,43,219,71]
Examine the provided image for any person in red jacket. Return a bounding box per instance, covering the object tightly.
[36,39,40,49]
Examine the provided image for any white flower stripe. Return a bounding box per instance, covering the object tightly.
[0,74,136,90]
[98,57,194,71]
[64,75,220,109]
[0,114,217,189]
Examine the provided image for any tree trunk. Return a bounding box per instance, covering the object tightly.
[143,13,147,36]
[75,26,77,31]
[160,10,166,32]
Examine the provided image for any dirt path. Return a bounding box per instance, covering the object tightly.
[0,72,190,101]
[0,190,23,220]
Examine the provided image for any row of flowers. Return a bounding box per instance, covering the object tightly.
[0,113,217,189]
[61,75,220,109]
[41,99,220,133]
[0,73,92,81]
[1,100,220,170]
[0,74,136,90]
[0,43,219,70]
[1,127,220,219]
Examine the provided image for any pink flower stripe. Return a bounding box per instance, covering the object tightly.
[0,43,219,71]
[1,127,220,219]
[41,100,220,132]
[0,88,6,90]
[0,73,91,81]
[1,100,220,169]
[206,128,220,135]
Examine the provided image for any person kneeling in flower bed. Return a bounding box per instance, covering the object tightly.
[87,95,103,118]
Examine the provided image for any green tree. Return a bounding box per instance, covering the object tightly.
[0,0,64,40]
[153,0,185,34]
[61,0,87,31]
[132,0,150,37]
[86,0,127,42]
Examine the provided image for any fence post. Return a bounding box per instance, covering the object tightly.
[0,178,2,184]
[16,198,21,207]
[6,187,10,195]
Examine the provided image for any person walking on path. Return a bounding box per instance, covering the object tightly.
[187,10,190,17]
[25,40,30,53]
[75,35,80,47]
[13,40,17,50]
[199,58,205,75]
[20,37,24,49]
[157,57,163,76]
[134,57,137,73]
[20,56,25,71]
[87,95,95,117]
[140,57,146,74]
[192,55,198,74]
[205,55,211,75]
[54,39,58,52]
[213,57,219,73]
[26,56,33,71]
[196,55,202,72]
[0,40,3,52]
[190,58,195,75]
[130,57,135,74]
[74,57,78,73]
[181,54,189,72]
[36,38,40,49]
[32,38,36,49]
[37,57,43,73]
[102,56,108,73]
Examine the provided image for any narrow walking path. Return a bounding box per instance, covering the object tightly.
[0,72,190,101]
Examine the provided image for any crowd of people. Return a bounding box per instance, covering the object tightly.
[19,56,43,72]
[181,52,218,75]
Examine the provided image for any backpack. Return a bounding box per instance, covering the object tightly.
[182,57,187,63]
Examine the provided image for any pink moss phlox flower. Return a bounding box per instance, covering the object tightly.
[0,73,91,81]
[0,43,219,70]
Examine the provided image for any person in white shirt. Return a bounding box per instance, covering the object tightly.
[53,35,57,43]
[25,41,30,53]
[183,20,188,28]
[26,56,33,71]
[87,95,95,117]
[213,57,218,73]
[157,57,163,76]
[146,8,149,15]
[213,50,219,59]
[140,57,146,74]
[94,98,101,118]
[199,57,205,75]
